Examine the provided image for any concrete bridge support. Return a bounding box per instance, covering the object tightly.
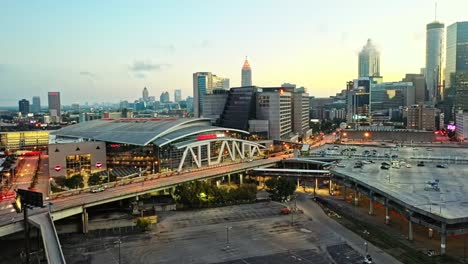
[385,198,390,225]
[368,191,374,215]
[441,223,447,255]
[408,219,413,241]
[81,208,89,234]
[227,174,231,185]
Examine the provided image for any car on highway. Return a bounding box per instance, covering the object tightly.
[426,148,433,151]
[336,163,346,168]
[91,186,105,193]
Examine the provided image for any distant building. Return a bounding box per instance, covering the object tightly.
[455,111,468,141]
[445,22,468,89]
[143,87,149,102]
[31,96,41,113]
[406,105,436,131]
[186,96,194,113]
[346,77,382,124]
[202,89,229,121]
[18,99,30,116]
[160,91,170,103]
[48,92,61,123]
[174,89,182,103]
[425,21,445,103]
[358,39,380,77]
[241,57,252,86]
[402,74,426,104]
[193,72,229,117]
[370,81,415,115]
[71,103,80,113]
[310,97,334,120]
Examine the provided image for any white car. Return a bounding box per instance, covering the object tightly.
[336,164,346,168]
[406,164,412,168]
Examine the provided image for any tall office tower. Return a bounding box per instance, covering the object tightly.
[48,92,61,123]
[193,72,213,117]
[18,99,30,115]
[358,39,380,78]
[241,57,252,86]
[160,91,170,103]
[426,21,445,103]
[444,22,468,113]
[142,87,149,102]
[402,74,426,104]
[174,89,182,103]
[31,96,41,113]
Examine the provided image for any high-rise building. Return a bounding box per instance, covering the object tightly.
[445,22,468,89]
[202,89,229,121]
[142,87,149,102]
[241,57,252,86]
[192,72,229,117]
[425,21,445,103]
[358,39,380,77]
[406,104,436,131]
[18,99,30,115]
[160,91,170,103]
[31,96,41,113]
[71,103,80,113]
[174,89,182,103]
[370,81,415,114]
[48,92,61,123]
[402,74,426,104]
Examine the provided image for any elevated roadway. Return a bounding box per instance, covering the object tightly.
[0,155,285,237]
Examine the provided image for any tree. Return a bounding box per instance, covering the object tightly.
[64,175,84,189]
[88,173,102,186]
[265,177,296,202]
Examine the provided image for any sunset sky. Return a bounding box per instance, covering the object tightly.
[1,0,467,105]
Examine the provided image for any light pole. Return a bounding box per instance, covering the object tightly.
[226,226,232,248]
[364,241,368,254]
[48,177,52,196]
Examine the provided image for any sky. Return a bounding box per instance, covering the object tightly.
[1,0,467,106]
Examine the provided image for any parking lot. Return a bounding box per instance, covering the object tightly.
[60,202,369,264]
[313,144,468,220]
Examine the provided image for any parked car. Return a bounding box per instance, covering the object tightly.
[363,254,373,264]
[436,164,447,168]
[417,161,425,167]
[91,187,105,193]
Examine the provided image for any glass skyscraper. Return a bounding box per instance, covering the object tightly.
[446,22,468,89]
[358,39,380,78]
[425,21,444,103]
[446,22,468,111]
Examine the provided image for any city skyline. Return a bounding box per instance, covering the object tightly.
[1,1,468,105]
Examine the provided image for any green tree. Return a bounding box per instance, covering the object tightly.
[88,173,102,186]
[265,177,296,202]
[64,175,84,189]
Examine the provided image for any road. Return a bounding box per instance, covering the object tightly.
[295,193,402,264]
[0,155,287,229]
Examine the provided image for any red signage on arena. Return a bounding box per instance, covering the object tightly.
[96,162,102,168]
[54,165,61,172]
[197,134,225,141]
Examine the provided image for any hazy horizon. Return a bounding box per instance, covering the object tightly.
[1,0,467,106]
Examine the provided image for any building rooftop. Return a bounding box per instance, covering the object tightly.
[51,118,248,146]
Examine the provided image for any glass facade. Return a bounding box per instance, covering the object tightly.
[425,21,444,102]
[370,82,414,113]
[219,87,257,131]
[446,22,468,89]
[66,154,91,177]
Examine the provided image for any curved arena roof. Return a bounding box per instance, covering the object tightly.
[51,118,249,146]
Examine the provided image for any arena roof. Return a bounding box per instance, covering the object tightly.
[51,118,249,146]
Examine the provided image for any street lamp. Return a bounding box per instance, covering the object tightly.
[226,226,232,248]
[48,177,53,195]
[152,160,158,174]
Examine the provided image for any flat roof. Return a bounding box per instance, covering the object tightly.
[315,145,468,221]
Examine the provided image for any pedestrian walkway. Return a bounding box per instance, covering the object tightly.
[29,213,66,264]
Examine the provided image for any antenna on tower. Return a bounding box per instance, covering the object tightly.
[434,1,437,21]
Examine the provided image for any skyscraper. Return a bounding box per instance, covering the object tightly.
[142,87,149,102]
[31,96,41,113]
[18,99,30,115]
[160,91,170,103]
[445,22,468,113]
[358,39,380,78]
[193,72,229,117]
[445,22,468,89]
[174,89,182,103]
[425,21,445,103]
[48,92,61,123]
[241,57,252,86]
